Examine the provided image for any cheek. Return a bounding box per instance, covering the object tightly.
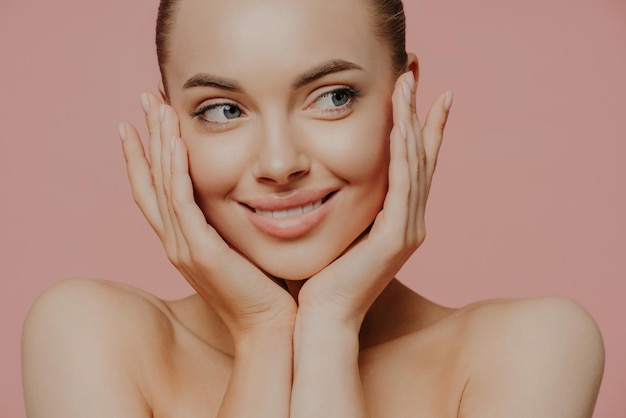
[181,124,248,209]
[188,144,241,191]
[310,107,392,186]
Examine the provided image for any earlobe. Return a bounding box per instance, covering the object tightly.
[406,53,419,86]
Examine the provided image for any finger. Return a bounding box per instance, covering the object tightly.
[144,92,165,199]
[143,92,178,257]
[390,72,421,240]
[159,104,179,197]
[405,73,426,239]
[143,92,163,163]
[159,104,190,261]
[119,122,163,235]
[422,90,453,181]
[168,137,294,315]
[169,136,227,263]
[380,74,412,232]
[411,91,452,245]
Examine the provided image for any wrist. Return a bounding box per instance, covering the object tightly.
[233,323,294,357]
[292,312,361,383]
[218,296,297,343]
[295,310,361,345]
[231,315,295,347]
[296,302,365,335]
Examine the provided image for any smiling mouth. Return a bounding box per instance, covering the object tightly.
[255,199,322,218]
[247,192,336,219]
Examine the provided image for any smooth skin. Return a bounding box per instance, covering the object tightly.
[22,0,604,416]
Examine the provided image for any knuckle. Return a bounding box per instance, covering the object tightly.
[418,152,427,169]
[169,192,179,208]
[413,227,426,247]
[171,195,186,216]
[186,247,207,271]
[165,248,179,267]
[131,188,143,205]
[162,184,171,200]
[150,171,162,188]
[145,116,157,137]
[178,249,193,267]
[426,124,444,137]
[168,244,193,272]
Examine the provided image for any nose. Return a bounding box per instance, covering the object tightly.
[251,118,310,185]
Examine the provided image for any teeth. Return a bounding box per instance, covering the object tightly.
[255,198,323,218]
[288,207,303,216]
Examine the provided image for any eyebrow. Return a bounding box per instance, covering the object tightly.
[182,59,363,93]
[291,59,363,89]
[182,74,242,92]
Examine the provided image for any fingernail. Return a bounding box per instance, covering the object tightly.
[444,90,453,111]
[170,136,177,153]
[402,81,412,104]
[159,104,166,121]
[140,93,149,113]
[399,121,407,139]
[118,122,126,141]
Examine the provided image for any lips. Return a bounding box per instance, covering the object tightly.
[240,189,337,239]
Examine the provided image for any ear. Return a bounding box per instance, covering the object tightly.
[157,80,168,104]
[406,52,419,86]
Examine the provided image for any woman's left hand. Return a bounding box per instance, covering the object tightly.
[297,72,452,328]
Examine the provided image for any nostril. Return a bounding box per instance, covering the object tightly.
[252,151,311,185]
[287,169,308,181]
[256,176,279,184]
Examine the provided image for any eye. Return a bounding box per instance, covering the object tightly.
[315,88,355,109]
[306,86,361,119]
[199,103,243,122]
[190,101,246,129]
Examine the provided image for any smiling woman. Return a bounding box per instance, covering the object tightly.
[20,0,605,417]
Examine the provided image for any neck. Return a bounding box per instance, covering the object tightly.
[359,279,453,348]
[284,278,452,349]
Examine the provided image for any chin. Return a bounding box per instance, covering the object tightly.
[257,254,332,282]
[243,238,347,281]
[252,228,372,282]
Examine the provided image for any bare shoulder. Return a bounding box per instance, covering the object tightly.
[452,296,605,418]
[22,278,175,417]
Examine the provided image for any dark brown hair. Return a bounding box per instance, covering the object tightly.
[156,0,408,95]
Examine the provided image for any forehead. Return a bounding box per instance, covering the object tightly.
[166,0,389,88]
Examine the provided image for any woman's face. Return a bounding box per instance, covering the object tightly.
[164,0,398,280]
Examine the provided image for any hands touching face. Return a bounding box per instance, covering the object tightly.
[297,72,452,327]
[119,69,451,333]
[119,94,297,340]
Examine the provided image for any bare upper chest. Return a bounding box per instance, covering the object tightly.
[148,323,468,418]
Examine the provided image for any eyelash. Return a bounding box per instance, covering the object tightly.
[189,85,362,128]
[311,86,361,116]
[189,101,243,129]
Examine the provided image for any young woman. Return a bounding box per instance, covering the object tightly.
[22,0,605,416]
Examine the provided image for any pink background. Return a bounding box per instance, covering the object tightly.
[1,0,624,416]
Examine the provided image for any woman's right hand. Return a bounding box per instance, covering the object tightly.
[119,93,296,340]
